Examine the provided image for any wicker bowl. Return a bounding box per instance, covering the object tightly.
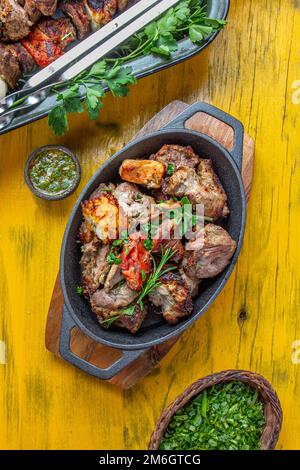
[149,370,283,450]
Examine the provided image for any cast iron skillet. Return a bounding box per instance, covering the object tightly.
[60,102,246,379]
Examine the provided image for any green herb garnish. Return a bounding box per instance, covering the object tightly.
[107,252,121,265]
[76,286,84,295]
[48,1,226,135]
[160,381,265,451]
[167,163,175,176]
[143,239,154,251]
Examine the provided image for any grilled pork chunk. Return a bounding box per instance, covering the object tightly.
[9,43,35,73]
[80,238,111,295]
[60,0,90,39]
[182,223,237,279]
[0,43,21,89]
[164,163,229,220]
[148,271,193,325]
[0,0,32,41]
[150,144,200,172]
[113,182,154,230]
[84,0,118,31]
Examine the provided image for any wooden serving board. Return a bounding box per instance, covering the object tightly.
[45,100,254,389]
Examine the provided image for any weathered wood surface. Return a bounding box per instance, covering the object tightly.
[45,100,254,389]
[0,0,299,449]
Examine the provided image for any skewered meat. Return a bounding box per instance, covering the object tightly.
[182,223,237,279]
[23,0,41,23]
[119,159,166,189]
[148,271,193,325]
[80,237,111,295]
[31,0,57,15]
[81,191,119,243]
[21,18,76,67]
[9,42,35,73]
[0,0,32,41]
[84,0,117,31]
[0,43,20,88]
[164,164,229,220]
[60,0,90,39]
[150,144,200,171]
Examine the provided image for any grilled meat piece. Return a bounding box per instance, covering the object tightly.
[113,182,154,232]
[182,223,237,279]
[149,271,193,325]
[23,0,42,22]
[119,303,147,334]
[81,192,119,243]
[117,0,127,11]
[164,165,229,220]
[119,159,165,189]
[84,0,117,31]
[150,144,200,172]
[91,282,138,310]
[80,238,111,295]
[9,43,35,73]
[38,17,76,49]
[31,0,57,15]
[60,0,90,39]
[0,43,20,89]
[78,222,94,245]
[197,159,229,217]
[0,0,31,41]
[179,268,200,297]
[104,264,123,291]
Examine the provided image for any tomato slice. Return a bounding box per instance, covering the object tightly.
[121,234,151,291]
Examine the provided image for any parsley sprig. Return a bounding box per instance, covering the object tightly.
[48,1,226,135]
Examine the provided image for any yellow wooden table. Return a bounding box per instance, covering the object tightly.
[0,0,299,450]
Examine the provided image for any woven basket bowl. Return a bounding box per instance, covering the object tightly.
[149,370,283,450]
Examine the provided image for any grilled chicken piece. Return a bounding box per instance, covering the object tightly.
[150,144,200,172]
[113,182,154,232]
[182,224,237,279]
[0,43,21,89]
[164,165,229,220]
[80,238,111,295]
[149,272,193,325]
[78,221,94,245]
[119,159,165,189]
[0,0,32,41]
[9,43,35,73]
[82,192,119,243]
[60,0,90,39]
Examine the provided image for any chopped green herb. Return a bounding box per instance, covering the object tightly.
[167,163,175,176]
[112,239,125,248]
[76,286,84,295]
[107,252,121,265]
[160,381,265,451]
[143,239,154,251]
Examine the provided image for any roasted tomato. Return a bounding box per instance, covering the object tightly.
[121,234,152,291]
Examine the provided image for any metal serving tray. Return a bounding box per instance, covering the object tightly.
[0,0,229,135]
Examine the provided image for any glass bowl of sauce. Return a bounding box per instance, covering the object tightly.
[25,145,81,200]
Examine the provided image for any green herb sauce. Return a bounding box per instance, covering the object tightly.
[160,382,265,451]
[29,150,77,195]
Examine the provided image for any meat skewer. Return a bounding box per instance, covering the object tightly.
[0,0,129,97]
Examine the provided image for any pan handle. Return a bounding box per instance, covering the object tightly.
[59,306,146,380]
[163,102,244,172]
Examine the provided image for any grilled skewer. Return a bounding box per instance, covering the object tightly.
[0,0,129,97]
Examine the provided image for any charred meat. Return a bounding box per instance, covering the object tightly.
[119,159,166,189]
[150,144,200,172]
[182,223,237,279]
[0,0,32,41]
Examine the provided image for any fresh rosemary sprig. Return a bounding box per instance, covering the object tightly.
[48,0,226,135]
[101,247,176,327]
